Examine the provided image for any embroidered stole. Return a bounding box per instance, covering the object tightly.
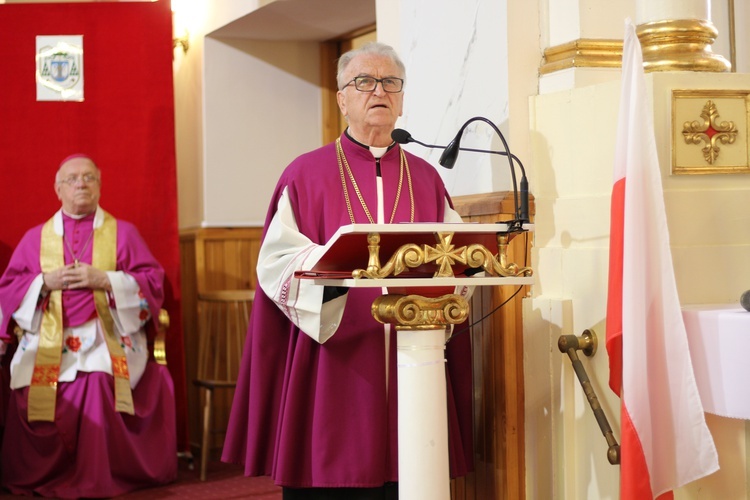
[30,210,134,421]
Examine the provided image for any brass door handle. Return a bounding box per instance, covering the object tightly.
[558,329,620,465]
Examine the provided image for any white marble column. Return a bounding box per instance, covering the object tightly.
[636,0,708,22]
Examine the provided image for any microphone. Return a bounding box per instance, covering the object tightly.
[391,128,450,151]
[392,127,522,164]
[741,290,750,311]
[391,128,414,145]
[392,117,530,224]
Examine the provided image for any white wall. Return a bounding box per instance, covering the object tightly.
[378,0,513,198]
[203,37,321,226]
[172,0,209,229]
[172,0,323,227]
[528,80,621,499]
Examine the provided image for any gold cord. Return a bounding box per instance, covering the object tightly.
[336,138,414,224]
[63,226,95,266]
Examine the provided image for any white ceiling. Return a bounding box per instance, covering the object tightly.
[1,0,377,42]
[209,0,376,41]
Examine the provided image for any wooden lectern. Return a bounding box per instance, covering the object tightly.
[295,222,533,500]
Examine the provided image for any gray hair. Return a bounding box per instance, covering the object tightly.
[55,154,100,184]
[336,42,406,90]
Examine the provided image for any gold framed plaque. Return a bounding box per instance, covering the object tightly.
[672,89,750,175]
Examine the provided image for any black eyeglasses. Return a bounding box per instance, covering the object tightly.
[343,76,404,93]
[57,174,99,186]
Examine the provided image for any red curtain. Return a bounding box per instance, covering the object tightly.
[0,0,189,451]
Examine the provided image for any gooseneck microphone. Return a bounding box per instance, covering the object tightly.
[392,117,530,225]
[392,128,523,164]
[390,128,415,145]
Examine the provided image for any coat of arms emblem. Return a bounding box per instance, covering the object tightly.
[36,37,84,101]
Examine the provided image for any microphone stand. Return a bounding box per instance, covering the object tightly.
[394,117,529,230]
[405,137,525,167]
[439,117,529,228]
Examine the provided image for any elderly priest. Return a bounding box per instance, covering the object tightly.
[0,154,177,498]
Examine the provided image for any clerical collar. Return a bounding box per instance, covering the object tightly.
[62,209,96,220]
[344,129,397,159]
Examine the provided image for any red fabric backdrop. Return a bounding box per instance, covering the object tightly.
[0,0,188,451]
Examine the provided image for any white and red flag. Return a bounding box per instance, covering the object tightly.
[605,19,719,500]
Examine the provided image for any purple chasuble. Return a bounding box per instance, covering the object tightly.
[0,209,176,498]
[0,211,165,340]
[222,133,474,488]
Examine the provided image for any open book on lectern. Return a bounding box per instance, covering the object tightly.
[293,222,534,289]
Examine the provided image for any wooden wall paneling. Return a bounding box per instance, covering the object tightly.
[477,283,494,499]
[181,227,263,456]
[320,41,341,146]
[198,228,261,292]
[483,281,500,500]
[205,228,260,453]
[496,226,530,500]
[179,230,201,455]
[452,191,534,500]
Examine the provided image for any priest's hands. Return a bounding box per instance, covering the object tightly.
[43,263,112,292]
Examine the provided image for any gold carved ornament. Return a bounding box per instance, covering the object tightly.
[352,231,533,280]
[682,100,738,165]
[372,293,469,331]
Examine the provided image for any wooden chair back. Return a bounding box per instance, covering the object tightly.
[196,289,254,383]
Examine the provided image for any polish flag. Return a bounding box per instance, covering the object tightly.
[605,19,719,499]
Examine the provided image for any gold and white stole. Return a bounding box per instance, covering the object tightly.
[31,210,133,421]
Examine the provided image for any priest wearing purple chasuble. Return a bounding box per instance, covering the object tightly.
[222,42,474,500]
[0,154,177,498]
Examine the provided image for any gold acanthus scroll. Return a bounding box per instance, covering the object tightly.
[352,231,532,280]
